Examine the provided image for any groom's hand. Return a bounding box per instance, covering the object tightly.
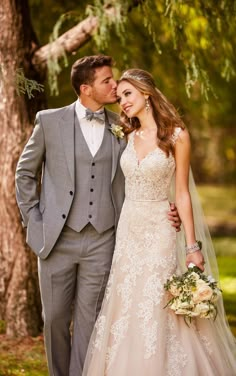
[168,202,181,232]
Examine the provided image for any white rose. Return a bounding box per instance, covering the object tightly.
[170,300,179,311]
[196,302,210,315]
[189,272,200,280]
[192,303,202,316]
[188,311,199,317]
[200,304,216,319]
[207,275,216,283]
[211,289,221,302]
[169,284,181,297]
[175,308,190,315]
[178,301,193,309]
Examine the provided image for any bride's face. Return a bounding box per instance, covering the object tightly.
[117,81,146,118]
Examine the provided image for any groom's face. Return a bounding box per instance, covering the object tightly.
[89,66,117,106]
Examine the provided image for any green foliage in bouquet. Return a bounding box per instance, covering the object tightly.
[164,264,222,326]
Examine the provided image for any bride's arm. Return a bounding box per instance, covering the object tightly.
[175,128,205,271]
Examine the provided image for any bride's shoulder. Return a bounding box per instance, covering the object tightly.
[172,127,189,144]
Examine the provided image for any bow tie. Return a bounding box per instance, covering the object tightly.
[85,109,105,123]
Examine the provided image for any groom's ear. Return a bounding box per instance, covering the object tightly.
[80,83,92,97]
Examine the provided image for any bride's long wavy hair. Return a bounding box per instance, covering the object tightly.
[118,69,185,156]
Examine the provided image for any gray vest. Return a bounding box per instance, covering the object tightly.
[66,116,115,233]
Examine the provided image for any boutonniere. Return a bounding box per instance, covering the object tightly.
[109,124,125,140]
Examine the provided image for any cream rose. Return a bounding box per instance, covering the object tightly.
[192,280,213,303]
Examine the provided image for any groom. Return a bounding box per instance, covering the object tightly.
[15,55,180,376]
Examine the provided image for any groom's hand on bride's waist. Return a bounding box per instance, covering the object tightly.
[168,202,181,232]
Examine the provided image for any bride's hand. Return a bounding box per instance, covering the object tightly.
[186,251,205,271]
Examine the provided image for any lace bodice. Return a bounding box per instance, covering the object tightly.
[120,129,181,202]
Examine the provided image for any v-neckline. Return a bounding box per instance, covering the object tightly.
[130,131,159,166]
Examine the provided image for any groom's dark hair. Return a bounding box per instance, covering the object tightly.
[71,55,113,95]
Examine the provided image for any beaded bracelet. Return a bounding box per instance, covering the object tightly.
[185,240,202,255]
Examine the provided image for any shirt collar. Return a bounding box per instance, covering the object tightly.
[75,98,104,119]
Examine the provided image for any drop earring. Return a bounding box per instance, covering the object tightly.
[145,98,150,112]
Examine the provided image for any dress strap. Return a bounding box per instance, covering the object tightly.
[128,131,135,145]
[172,127,182,144]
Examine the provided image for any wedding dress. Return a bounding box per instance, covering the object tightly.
[83,129,236,376]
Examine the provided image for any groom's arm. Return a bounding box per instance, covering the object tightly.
[168,202,181,232]
[15,113,46,227]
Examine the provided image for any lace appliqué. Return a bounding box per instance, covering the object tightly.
[199,333,213,355]
[105,270,114,301]
[106,315,130,370]
[137,273,164,359]
[166,315,188,376]
[92,315,106,352]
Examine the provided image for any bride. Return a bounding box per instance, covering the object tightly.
[82,69,236,375]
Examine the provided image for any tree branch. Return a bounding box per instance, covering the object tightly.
[32,15,98,70]
[32,0,145,72]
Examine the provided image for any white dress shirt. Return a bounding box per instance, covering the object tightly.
[75,99,105,157]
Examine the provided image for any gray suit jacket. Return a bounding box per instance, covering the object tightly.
[15,102,126,259]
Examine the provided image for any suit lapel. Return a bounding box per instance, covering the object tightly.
[105,109,121,182]
[59,102,75,185]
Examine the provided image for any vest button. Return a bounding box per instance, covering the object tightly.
[92,162,95,166]
[89,202,93,205]
[62,214,66,219]
[88,214,92,218]
[90,188,94,192]
[69,191,73,195]
[91,175,95,178]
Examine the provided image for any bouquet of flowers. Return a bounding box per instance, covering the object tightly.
[164,263,222,325]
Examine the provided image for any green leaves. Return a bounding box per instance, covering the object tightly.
[32,0,235,99]
[15,69,44,99]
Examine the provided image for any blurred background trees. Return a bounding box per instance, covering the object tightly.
[0,0,235,336]
[30,0,236,182]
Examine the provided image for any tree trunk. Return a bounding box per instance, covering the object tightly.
[0,0,143,337]
[0,0,46,336]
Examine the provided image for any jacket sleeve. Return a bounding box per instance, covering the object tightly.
[15,113,46,227]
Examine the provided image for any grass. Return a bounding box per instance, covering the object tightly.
[0,185,235,374]
[198,184,236,335]
[213,237,236,256]
[197,185,236,224]
[198,185,236,333]
[0,335,47,376]
[197,185,236,237]
[217,254,236,336]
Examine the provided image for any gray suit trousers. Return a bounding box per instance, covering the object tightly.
[38,224,115,376]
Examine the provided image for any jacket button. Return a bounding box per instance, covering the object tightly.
[69,191,73,195]
[89,202,93,205]
[88,214,92,218]
[62,214,66,219]
[92,162,95,166]
[90,188,94,192]
[91,175,95,179]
